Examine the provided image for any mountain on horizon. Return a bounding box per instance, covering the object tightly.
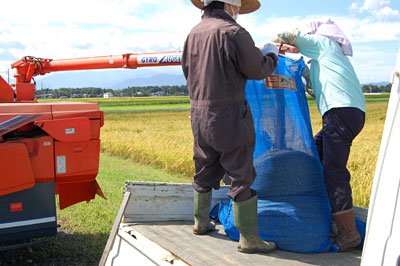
[33,68,186,90]
[362,81,390,86]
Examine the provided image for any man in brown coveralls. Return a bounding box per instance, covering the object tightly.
[182,0,279,254]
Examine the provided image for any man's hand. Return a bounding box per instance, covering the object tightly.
[261,42,279,56]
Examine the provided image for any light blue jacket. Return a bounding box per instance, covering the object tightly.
[295,31,366,116]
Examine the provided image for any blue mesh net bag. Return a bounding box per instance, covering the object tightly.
[215,55,336,253]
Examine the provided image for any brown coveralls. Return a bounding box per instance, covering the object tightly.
[182,9,278,202]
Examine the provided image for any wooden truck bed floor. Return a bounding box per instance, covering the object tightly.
[127,221,361,266]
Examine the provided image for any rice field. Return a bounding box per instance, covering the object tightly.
[101,110,194,176]
[100,99,389,208]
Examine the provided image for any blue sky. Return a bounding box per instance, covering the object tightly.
[0,0,399,84]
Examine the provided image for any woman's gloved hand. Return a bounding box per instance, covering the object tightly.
[261,43,279,56]
[271,29,299,46]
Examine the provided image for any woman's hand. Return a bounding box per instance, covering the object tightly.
[271,29,299,46]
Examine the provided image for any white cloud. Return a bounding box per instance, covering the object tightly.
[350,0,400,21]
[374,6,400,20]
[361,0,389,10]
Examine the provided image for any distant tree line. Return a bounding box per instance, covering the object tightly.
[361,83,391,93]
[35,85,189,99]
[34,83,390,99]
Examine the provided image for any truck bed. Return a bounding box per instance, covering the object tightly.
[127,221,361,266]
[102,181,365,266]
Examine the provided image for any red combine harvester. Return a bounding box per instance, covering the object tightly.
[0,52,181,248]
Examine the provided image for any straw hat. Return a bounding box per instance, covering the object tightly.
[190,0,261,14]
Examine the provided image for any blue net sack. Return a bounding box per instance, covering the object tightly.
[216,55,336,253]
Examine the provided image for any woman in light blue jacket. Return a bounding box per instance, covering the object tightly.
[272,19,366,252]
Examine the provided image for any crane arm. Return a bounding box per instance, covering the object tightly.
[2,51,181,103]
[11,52,182,83]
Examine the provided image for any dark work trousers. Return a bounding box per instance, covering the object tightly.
[314,107,365,213]
[191,98,257,202]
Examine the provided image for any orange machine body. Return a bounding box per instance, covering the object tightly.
[0,102,104,210]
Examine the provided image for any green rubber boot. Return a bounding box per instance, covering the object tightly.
[233,195,276,254]
[332,208,361,252]
[193,190,215,235]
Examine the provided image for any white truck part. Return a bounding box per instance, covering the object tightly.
[361,48,400,266]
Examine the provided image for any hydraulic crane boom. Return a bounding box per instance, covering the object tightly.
[12,52,182,80]
[0,51,182,103]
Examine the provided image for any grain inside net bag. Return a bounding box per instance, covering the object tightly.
[214,54,337,253]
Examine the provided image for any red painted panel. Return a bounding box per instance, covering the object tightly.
[15,136,55,183]
[35,117,91,142]
[0,143,35,196]
[54,140,104,209]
